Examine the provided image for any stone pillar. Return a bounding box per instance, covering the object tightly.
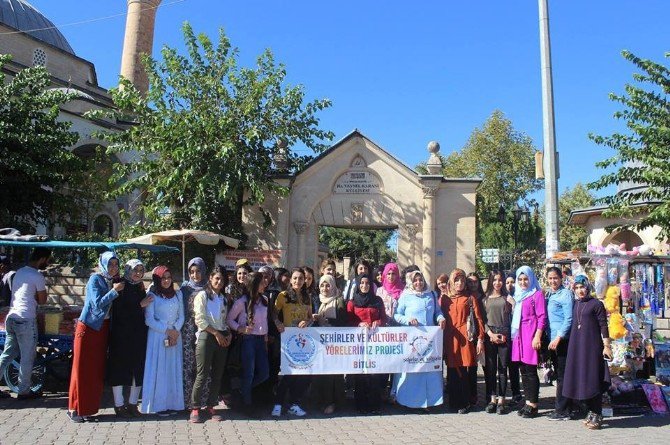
[404,223,419,268]
[120,0,162,94]
[421,185,439,286]
[293,221,309,266]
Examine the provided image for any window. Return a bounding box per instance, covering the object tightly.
[93,214,114,238]
[33,48,47,67]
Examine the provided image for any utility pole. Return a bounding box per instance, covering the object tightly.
[538,0,560,259]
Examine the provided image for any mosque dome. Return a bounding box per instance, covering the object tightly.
[0,0,75,55]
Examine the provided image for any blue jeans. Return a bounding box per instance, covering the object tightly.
[241,335,269,405]
[0,316,38,394]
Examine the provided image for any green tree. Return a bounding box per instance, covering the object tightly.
[89,23,333,238]
[589,51,670,240]
[319,227,396,266]
[0,55,89,231]
[558,183,596,250]
[419,111,543,253]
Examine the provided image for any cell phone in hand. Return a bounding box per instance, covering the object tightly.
[603,353,613,362]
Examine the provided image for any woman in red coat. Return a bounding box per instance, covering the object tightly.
[347,273,386,414]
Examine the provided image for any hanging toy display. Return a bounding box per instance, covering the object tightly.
[648,265,659,317]
[655,263,664,318]
[594,259,608,300]
[607,257,619,285]
[620,271,631,304]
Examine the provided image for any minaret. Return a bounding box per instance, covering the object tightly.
[120,0,162,94]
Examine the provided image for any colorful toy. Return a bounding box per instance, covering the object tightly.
[594,267,607,299]
[620,272,631,303]
[608,312,627,339]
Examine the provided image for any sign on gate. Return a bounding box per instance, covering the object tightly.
[280,326,443,375]
[480,248,500,264]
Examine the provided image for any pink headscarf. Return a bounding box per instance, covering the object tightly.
[381,263,403,300]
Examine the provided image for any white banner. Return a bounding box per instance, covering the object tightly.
[280,326,443,375]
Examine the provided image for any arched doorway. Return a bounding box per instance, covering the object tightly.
[242,130,480,285]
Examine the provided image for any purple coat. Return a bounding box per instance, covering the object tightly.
[511,290,547,365]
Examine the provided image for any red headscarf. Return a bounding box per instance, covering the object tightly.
[152,265,176,298]
[382,263,404,300]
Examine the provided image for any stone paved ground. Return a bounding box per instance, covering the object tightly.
[0,378,668,445]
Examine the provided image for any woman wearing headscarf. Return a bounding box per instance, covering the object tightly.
[68,251,124,422]
[393,270,446,411]
[107,259,152,417]
[141,266,185,415]
[562,275,611,430]
[376,263,403,401]
[347,273,386,414]
[440,269,486,414]
[510,265,547,418]
[180,257,212,411]
[505,271,523,406]
[376,263,403,324]
[312,274,347,414]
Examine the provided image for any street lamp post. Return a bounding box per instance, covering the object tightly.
[499,203,530,253]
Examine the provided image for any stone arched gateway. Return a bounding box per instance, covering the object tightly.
[242,130,480,285]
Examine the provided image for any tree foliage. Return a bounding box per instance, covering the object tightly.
[319,227,396,266]
[419,111,543,254]
[558,183,596,250]
[588,51,670,240]
[0,55,88,231]
[89,23,333,238]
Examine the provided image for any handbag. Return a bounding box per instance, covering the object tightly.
[466,296,478,342]
[226,298,248,372]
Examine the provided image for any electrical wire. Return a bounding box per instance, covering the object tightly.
[0,0,187,36]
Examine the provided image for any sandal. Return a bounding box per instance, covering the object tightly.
[189,409,203,423]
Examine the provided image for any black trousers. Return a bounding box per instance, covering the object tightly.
[484,339,509,399]
[585,394,602,415]
[508,360,521,398]
[274,375,309,407]
[519,363,539,404]
[354,374,382,412]
[448,366,475,410]
[550,339,571,413]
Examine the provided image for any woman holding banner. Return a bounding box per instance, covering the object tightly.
[312,274,347,414]
[393,270,446,411]
[347,273,387,414]
[271,268,313,417]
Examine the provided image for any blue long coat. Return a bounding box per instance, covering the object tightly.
[393,289,445,408]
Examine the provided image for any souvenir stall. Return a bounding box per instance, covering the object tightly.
[548,246,670,415]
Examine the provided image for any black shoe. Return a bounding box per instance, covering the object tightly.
[16,390,42,400]
[485,402,497,414]
[114,405,132,418]
[586,414,603,430]
[125,404,142,418]
[496,404,508,415]
[457,405,471,414]
[521,406,539,418]
[548,410,570,421]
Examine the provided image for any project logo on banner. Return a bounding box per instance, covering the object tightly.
[280,326,443,375]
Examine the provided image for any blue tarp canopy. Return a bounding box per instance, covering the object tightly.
[0,240,180,254]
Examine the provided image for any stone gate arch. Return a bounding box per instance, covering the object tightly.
[242,130,480,285]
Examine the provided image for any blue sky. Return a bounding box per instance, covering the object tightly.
[29,0,669,203]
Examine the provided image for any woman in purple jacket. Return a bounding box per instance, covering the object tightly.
[510,266,547,418]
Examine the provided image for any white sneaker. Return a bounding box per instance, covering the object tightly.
[287,404,306,417]
[271,404,282,417]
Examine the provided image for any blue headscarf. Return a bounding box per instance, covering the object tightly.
[511,265,540,337]
[98,251,118,280]
[183,257,207,291]
[573,274,592,296]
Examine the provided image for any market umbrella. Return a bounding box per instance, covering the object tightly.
[127,229,240,281]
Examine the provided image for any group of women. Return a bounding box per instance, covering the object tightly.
[65,253,612,430]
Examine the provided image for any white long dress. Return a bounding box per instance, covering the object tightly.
[141,291,185,413]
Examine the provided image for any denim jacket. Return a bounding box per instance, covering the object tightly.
[546,286,573,341]
[79,273,119,331]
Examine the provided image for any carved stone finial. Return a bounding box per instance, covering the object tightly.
[274,139,288,171]
[422,186,438,198]
[426,141,442,175]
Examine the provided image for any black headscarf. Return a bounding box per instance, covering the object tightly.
[352,273,377,308]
